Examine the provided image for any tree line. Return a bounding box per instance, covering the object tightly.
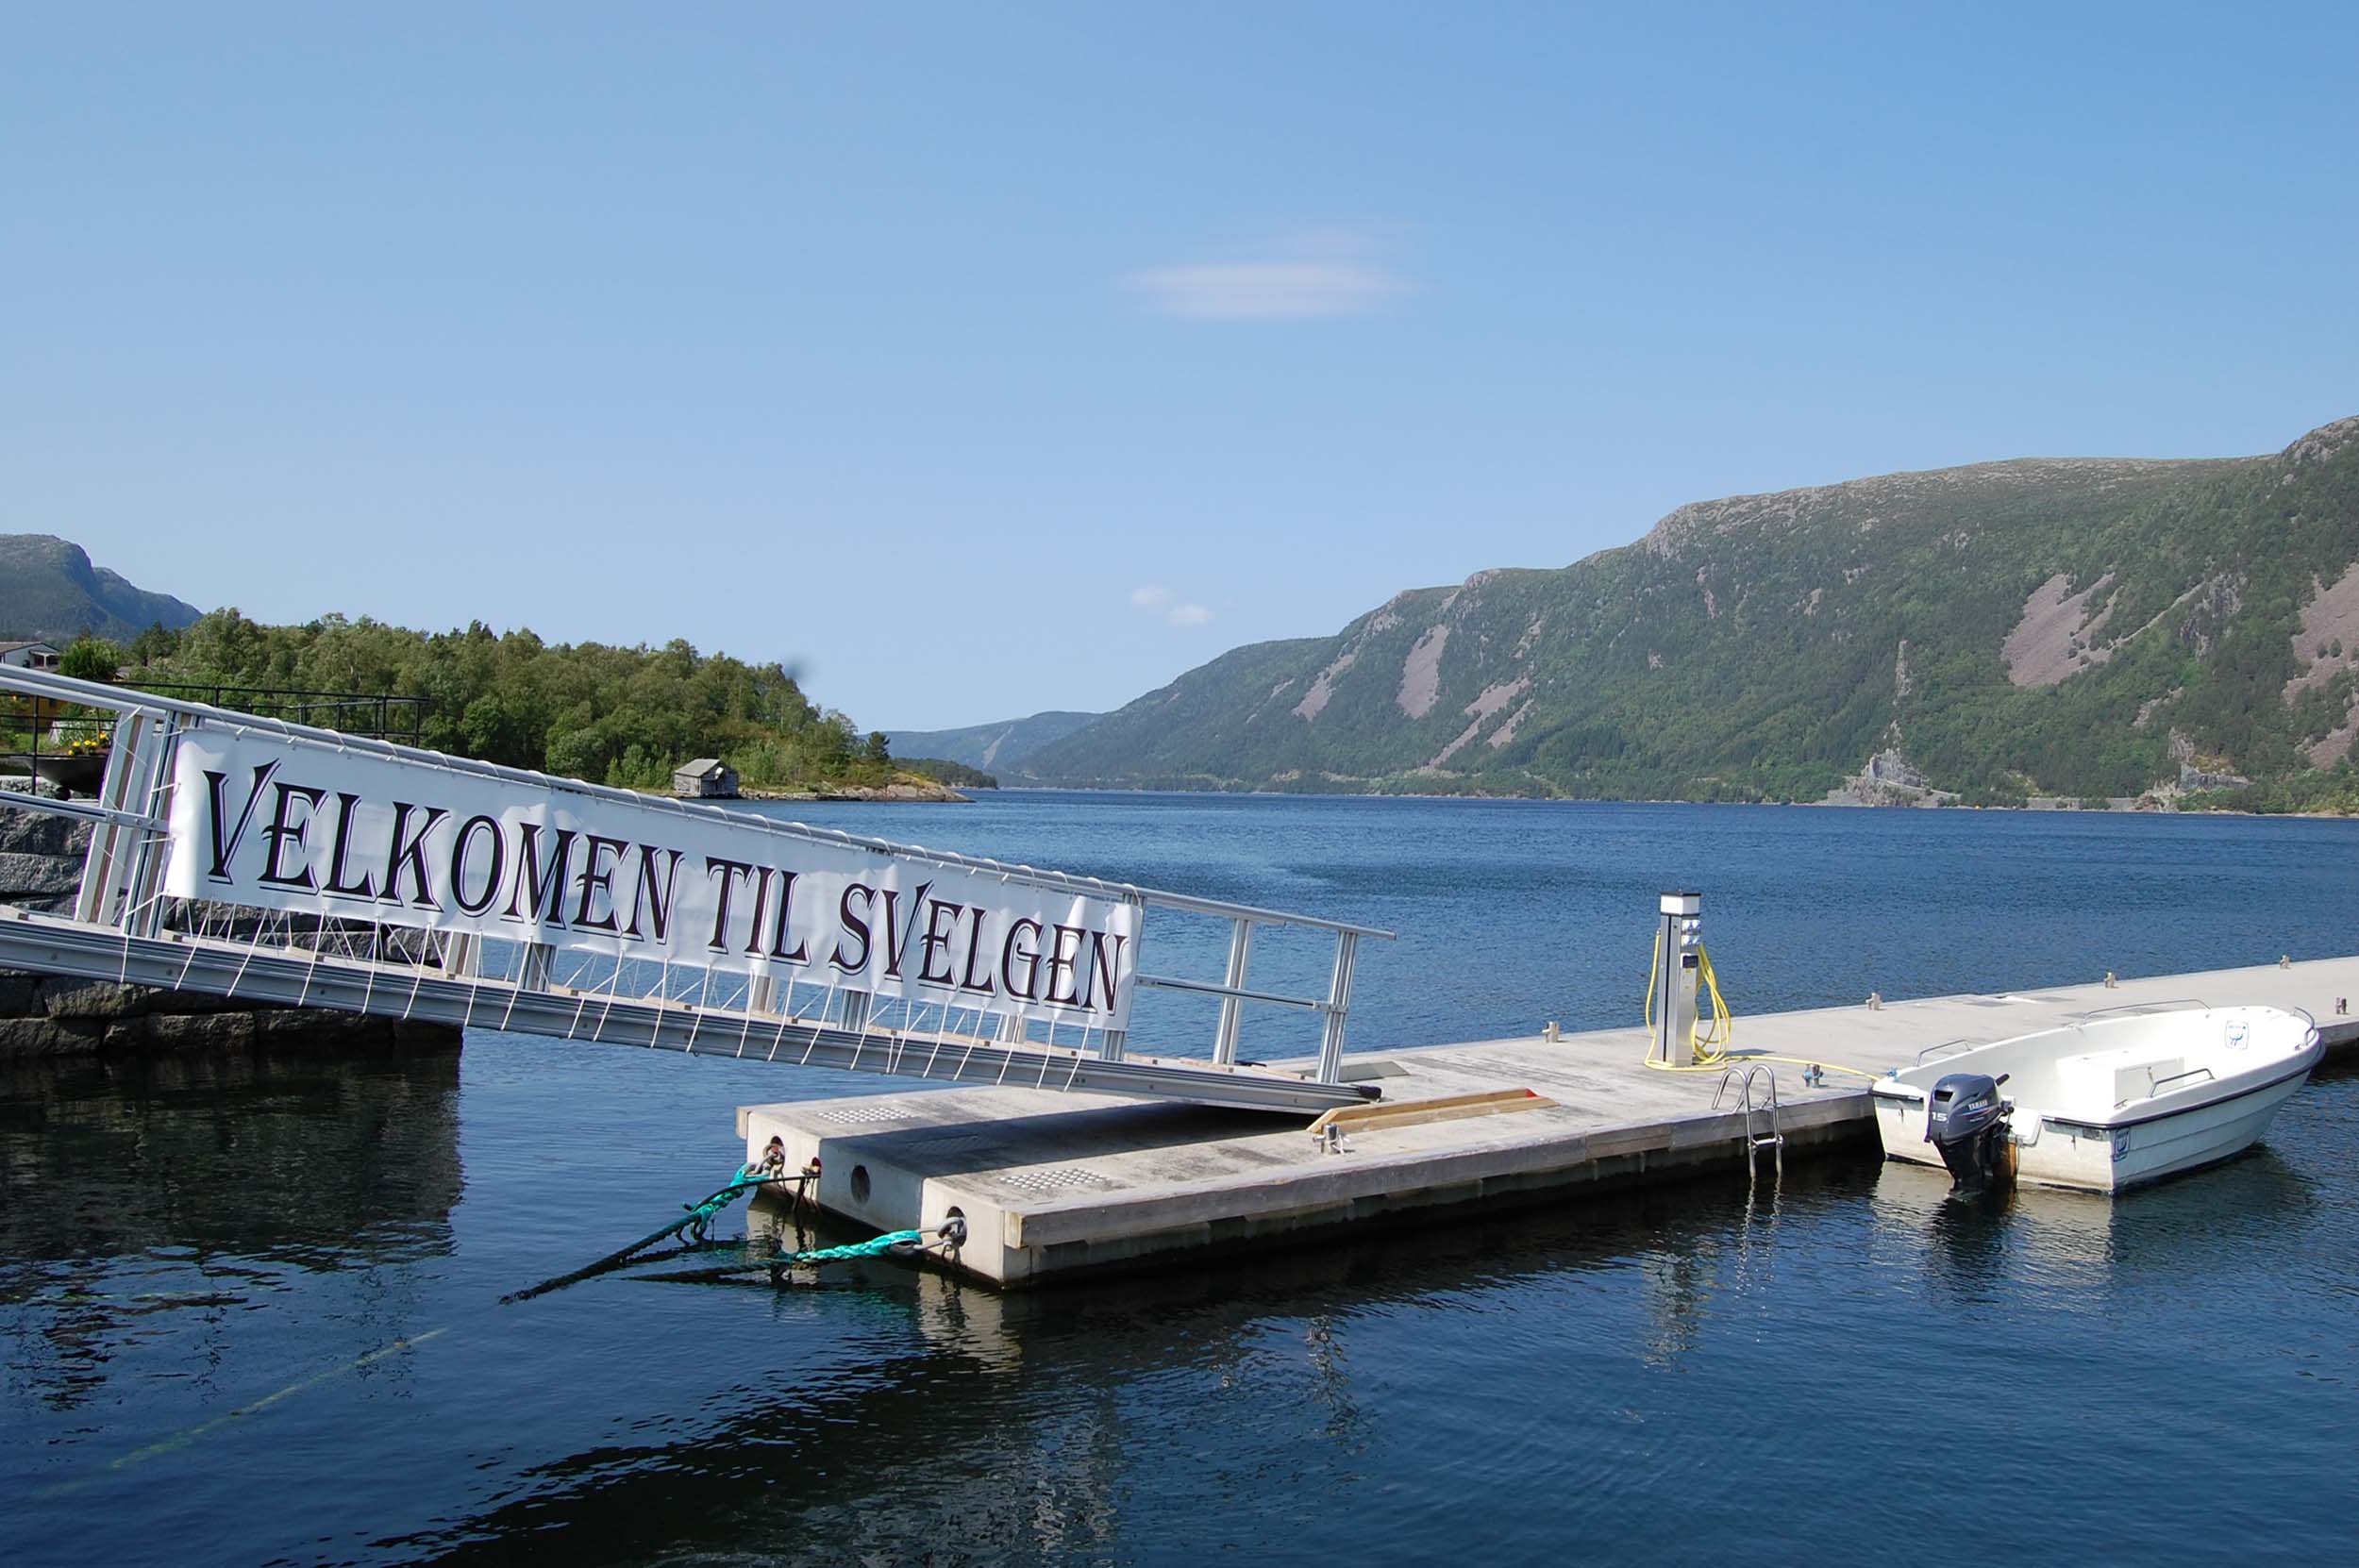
[73,611,900,792]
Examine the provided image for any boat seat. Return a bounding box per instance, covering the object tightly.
[2056,1047,2185,1109]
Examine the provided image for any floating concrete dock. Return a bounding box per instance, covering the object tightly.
[741,955,2359,1286]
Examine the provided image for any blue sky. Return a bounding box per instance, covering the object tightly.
[8,4,2354,730]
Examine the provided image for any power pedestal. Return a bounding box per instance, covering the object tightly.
[1650,892,1703,1066]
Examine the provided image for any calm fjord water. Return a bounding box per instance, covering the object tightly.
[5,793,2355,1566]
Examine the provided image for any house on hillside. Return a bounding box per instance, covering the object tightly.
[672,758,739,799]
[0,641,62,671]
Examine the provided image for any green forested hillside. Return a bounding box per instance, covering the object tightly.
[100,612,907,794]
[1024,416,2359,806]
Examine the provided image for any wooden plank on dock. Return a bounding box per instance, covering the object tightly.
[1307,1087,1554,1138]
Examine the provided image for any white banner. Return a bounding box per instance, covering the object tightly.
[161,728,1139,1030]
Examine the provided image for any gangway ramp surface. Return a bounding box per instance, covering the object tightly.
[0,666,1387,1114]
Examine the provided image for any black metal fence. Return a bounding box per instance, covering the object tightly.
[126,684,430,745]
[3,683,430,798]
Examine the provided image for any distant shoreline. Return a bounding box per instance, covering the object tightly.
[980,781,2351,819]
[630,781,972,806]
[744,782,970,804]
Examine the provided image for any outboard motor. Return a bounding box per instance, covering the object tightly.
[1925,1072,2013,1191]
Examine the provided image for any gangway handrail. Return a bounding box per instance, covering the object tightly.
[0,790,164,834]
[0,664,1393,1106]
[1133,972,1330,1012]
[0,665,1395,940]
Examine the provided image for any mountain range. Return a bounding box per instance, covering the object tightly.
[25,410,2359,809]
[0,535,204,643]
[884,710,1101,772]
[998,414,2359,805]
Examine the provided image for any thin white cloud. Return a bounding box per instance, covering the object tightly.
[1130,584,1212,626]
[1129,262,1403,320]
[1127,233,1405,321]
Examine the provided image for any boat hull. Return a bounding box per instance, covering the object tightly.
[1875,1069,2310,1191]
[1870,1006,2321,1193]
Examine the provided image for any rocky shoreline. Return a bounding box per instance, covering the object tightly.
[739,782,971,804]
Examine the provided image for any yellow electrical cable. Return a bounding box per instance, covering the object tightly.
[1640,932,1884,1079]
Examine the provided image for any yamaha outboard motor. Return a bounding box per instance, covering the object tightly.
[1926,1072,2013,1191]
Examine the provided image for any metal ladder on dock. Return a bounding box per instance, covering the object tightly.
[1714,1064,1783,1183]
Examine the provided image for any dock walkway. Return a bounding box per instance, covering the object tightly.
[739,956,2359,1286]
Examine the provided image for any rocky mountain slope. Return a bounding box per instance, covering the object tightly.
[885,710,1100,772]
[0,535,203,642]
[1021,416,2359,804]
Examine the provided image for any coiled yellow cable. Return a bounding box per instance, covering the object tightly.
[1641,930,1881,1079]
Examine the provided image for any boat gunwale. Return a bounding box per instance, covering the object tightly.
[1868,1042,2321,1133]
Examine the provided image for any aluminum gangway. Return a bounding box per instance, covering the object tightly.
[0,667,1389,1114]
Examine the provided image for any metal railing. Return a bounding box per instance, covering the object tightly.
[1914,1038,1980,1065]
[125,683,429,745]
[0,665,1394,1113]
[2071,998,2211,1021]
[0,692,114,800]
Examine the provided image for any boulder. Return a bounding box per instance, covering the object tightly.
[0,1015,109,1054]
[0,850,83,900]
[136,1011,260,1052]
[0,808,90,859]
[40,977,153,1019]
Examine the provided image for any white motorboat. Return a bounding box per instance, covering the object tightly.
[1869,1004,2322,1193]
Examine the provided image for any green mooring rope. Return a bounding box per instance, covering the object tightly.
[624,1226,933,1286]
[781,1229,926,1265]
[501,1163,807,1305]
[504,1163,944,1302]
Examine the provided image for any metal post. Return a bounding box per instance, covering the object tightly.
[1313,929,1360,1083]
[1100,1028,1127,1061]
[75,711,152,926]
[439,931,481,979]
[121,715,179,940]
[1213,917,1254,1064]
[1650,892,1701,1066]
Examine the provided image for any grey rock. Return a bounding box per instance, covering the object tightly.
[102,1016,155,1049]
[0,808,89,858]
[253,1008,405,1051]
[0,1014,108,1054]
[145,988,253,1016]
[140,1011,259,1051]
[40,977,153,1019]
[0,850,82,899]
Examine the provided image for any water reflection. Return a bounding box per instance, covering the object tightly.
[374,1167,1865,1564]
[0,1050,462,1415]
[1868,1143,2325,1306]
[5,1052,2350,1567]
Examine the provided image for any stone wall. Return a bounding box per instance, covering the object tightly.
[0,804,461,1057]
